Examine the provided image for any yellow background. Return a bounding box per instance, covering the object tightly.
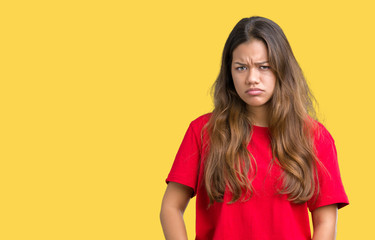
[1,0,374,239]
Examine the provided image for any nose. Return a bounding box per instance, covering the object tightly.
[246,68,260,85]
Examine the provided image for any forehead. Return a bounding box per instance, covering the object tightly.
[232,39,268,62]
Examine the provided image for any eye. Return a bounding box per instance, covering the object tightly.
[259,65,270,70]
[236,66,247,71]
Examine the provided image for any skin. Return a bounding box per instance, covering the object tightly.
[311,204,338,240]
[231,39,276,127]
[160,39,338,240]
[160,182,192,240]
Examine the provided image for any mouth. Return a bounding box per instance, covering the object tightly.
[246,88,264,95]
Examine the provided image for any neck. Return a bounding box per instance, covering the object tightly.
[247,105,269,127]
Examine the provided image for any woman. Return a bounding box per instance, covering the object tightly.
[160,16,349,240]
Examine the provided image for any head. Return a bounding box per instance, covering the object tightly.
[231,39,276,118]
[215,16,314,122]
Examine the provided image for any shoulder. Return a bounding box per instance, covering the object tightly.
[185,113,212,146]
[312,120,335,147]
[311,120,338,163]
[189,112,212,130]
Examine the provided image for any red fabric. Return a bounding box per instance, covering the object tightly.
[166,113,349,240]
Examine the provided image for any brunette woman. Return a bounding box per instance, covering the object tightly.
[160,16,349,240]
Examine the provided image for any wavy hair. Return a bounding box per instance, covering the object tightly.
[204,16,323,204]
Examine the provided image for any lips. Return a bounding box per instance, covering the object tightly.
[246,88,264,95]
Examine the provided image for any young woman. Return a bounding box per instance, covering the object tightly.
[160,16,349,240]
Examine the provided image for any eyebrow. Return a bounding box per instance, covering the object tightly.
[233,61,269,65]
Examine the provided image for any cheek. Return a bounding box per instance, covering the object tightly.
[269,83,277,100]
[231,75,240,91]
[270,80,276,93]
[233,78,245,97]
[266,76,276,92]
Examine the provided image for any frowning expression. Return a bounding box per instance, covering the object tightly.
[231,39,276,111]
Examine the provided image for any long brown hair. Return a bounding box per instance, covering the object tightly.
[204,16,322,204]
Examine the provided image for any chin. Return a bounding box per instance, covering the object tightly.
[245,100,272,110]
[246,102,267,108]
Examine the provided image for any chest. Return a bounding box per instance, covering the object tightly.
[246,131,283,198]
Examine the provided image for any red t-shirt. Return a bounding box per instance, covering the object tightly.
[166,113,349,240]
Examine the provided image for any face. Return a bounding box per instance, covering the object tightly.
[231,39,276,112]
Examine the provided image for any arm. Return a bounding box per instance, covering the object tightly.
[311,204,338,240]
[160,182,194,240]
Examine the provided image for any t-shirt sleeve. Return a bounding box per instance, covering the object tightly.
[307,123,349,212]
[165,119,203,197]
